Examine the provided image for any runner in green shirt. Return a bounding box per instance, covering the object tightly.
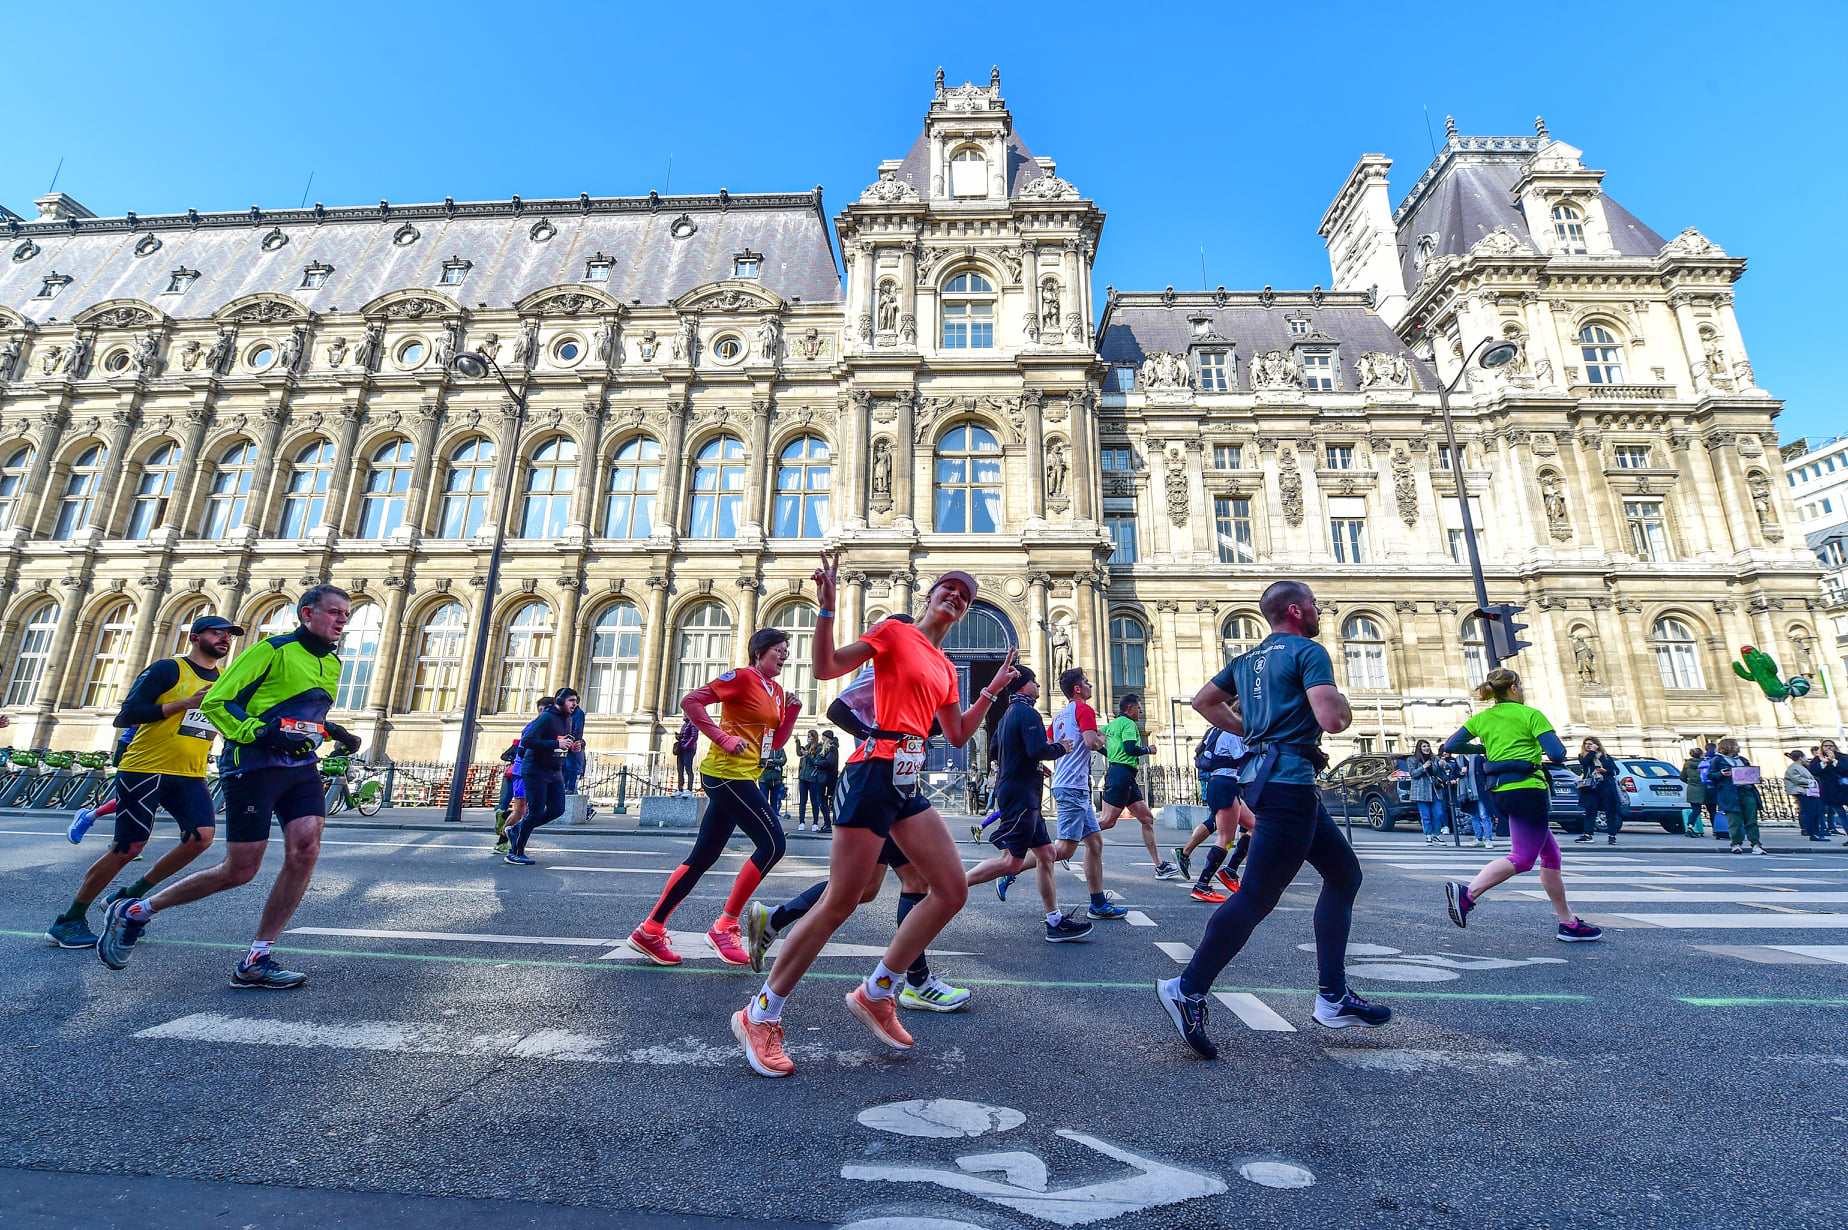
[1097,695,1178,879]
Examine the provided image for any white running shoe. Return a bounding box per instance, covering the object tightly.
[898,975,971,1012]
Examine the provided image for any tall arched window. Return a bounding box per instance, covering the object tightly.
[774,436,831,539]
[0,445,32,531]
[6,603,60,706]
[603,437,661,538]
[53,445,106,540]
[1342,616,1389,690]
[83,601,138,708]
[126,443,180,540]
[1552,203,1588,254]
[674,602,733,699]
[941,272,995,349]
[439,438,497,539]
[334,601,382,711]
[358,438,415,538]
[585,601,644,714]
[688,435,745,539]
[520,437,578,539]
[1109,615,1147,695]
[409,602,467,711]
[168,600,214,656]
[935,423,1002,533]
[249,600,298,644]
[497,601,555,712]
[1221,614,1264,664]
[1653,617,1705,690]
[1461,615,1489,689]
[772,603,820,713]
[950,147,988,198]
[1577,324,1625,385]
[278,439,336,539]
[202,441,256,539]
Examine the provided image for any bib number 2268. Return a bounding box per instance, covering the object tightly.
[892,736,926,788]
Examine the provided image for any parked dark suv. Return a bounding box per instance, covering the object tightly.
[1317,755,1421,831]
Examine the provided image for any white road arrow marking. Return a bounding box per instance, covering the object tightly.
[841,1129,1227,1227]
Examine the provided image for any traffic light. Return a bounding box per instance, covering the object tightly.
[1479,603,1532,662]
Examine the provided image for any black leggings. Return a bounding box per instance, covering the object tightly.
[773,882,929,984]
[1179,783,1361,999]
[648,775,786,926]
[508,773,565,854]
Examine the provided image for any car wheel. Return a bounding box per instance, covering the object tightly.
[1657,813,1685,834]
[1366,794,1393,831]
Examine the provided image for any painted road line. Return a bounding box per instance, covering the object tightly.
[1517,891,1848,903]
[1155,941,1195,963]
[1547,877,1837,885]
[1694,945,1842,964]
[1613,913,1848,929]
[289,927,613,947]
[1213,992,1296,1032]
[1768,945,1848,964]
[1125,911,1157,927]
[600,936,976,961]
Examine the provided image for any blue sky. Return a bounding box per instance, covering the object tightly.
[5,1,1840,442]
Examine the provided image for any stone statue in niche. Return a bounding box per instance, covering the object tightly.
[871,438,893,498]
[514,318,541,367]
[352,322,383,372]
[324,337,347,367]
[278,325,306,374]
[756,316,780,361]
[1138,351,1191,391]
[0,335,21,383]
[1748,474,1773,528]
[876,282,899,333]
[1541,473,1567,523]
[674,317,697,363]
[59,331,93,377]
[1571,634,1598,684]
[1048,618,1074,679]
[594,318,618,364]
[638,331,659,362]
[1040,281,1061,330]
[130,329,163,376]
[1045,440,1068,499]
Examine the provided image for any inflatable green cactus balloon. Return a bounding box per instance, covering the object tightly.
[1732,644,1799,701]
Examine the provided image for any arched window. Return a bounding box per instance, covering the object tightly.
[83,600,138,708]
[168,600,214,656]
[603,437,661,538]
[358,438,415,538]
[941,272,995,349]
[1653,617,1705,690]
[1342,616,1389,691]
[250,600,298,644]
[520,437,578,539]
[1109,615,1147,694]
[584,601,644,714]
[688,435,745,539]
[1577,324,1625,385]
[0,445,31,531]
[53,444,106,540]
[334,601,382,711]
[935,423,1002,533]
[497,601,555,712]
[940,604,1013,653]
[1552,203,1587,254]
[439,437,496,539]
[950,147,988,198]
[278,439,336,539]
[1461,615,1489,689]
[6,602,61,706]
[774,436,831,539]
[1221,614,1264,664]
[772,603,820,713]
[126,443,180,540]
[674,602,733,699]
[203,441,256,539]
[409,602,467,711]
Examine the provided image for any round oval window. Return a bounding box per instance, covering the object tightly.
[104,350,129,372]
[715,338,741,361]
[557,340,580,362]
[250,346,275,368]
[400,342,425,365]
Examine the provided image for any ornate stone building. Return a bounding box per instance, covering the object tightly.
[0,84,1833,768]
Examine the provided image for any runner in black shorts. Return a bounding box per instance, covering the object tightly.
[1100,695,1179,879]
[100,586,358,990]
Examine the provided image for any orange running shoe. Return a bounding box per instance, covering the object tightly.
[731,1008,794,1077]
[625,926,682,966]
[845,985,914,1050]
[1218,870,1240,894]
[708,923,750,966]
[1190,886,1228,903]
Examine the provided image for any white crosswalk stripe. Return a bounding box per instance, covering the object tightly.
[1213,992,1296,1032]
[1519,891,1848,903]
[1154,941,1195,963]
[1125,911,1157,927]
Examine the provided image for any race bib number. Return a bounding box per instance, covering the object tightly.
[280,717,326,747]
[178,708,216,741]
[892,736,926,788]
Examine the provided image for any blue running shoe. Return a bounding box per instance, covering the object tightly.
[230,953,309,990]
[1087,901,1129,920]
[97,898,146,970]
[996,873,1017,901]
[1313,989,1392,1029]
[68,807,97,844]
[504,851,536,866]
[46,915,99,948]
[1045,913,1094,943]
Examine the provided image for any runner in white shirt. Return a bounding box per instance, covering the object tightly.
[1176,722,1256,902]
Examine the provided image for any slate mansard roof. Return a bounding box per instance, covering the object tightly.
[0,192,843,323]
[1097,291,1439,392]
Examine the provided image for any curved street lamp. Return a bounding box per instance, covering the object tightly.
[1434,338,1520,670]
[441,346,529,824]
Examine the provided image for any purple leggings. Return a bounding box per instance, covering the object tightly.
[1494,786,1560,872]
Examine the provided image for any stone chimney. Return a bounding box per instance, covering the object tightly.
[34,193,96,222]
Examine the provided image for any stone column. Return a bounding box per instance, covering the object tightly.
[1667,431,1717,556]
[1521,295,1566,393]
[840,570,867,643]
[1184,439,1210,558]
[893,391,916,529]
[892,569,915,620]
[1703,434,1756,554]
[1156,599,1183,716]
[738,577,763,642]
[16,407,70,535]
[843,390,869,526]
[1022,388,1045,520]
[1076,572,1103,694]
[1669,295,1712,396]
[899,241,919,349]
[169,406,216,536]
[743,398,772,535]
[368,576,412,731]
[854,241,875,353]
[319,405,364,534]
[657,400,690,535]
[568,401,605,537]
[481,402,522,545]
[401,404,445,535]
[1061,239,1083,348]
[1069,390,1096,521]
[92,408,142,534]
[636,575,671,718]
[1716,295,1757,390]
[243,405,293,536]
[1028,572,1052,716]
[121,577,171,685]
[36,578,92,712]
[554,578,583,690]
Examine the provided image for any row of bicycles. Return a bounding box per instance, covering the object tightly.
[0,747,387,817]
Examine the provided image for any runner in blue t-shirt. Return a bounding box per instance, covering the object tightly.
[1156,580,1392,1059]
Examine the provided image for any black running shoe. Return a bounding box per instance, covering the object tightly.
[1444,881,1472,928]
[1045,913,1094,942]
[1173,847,1191,881]
[1156,978,1217,1059]
[1313,989,1392,1029]
[230,953,309,990]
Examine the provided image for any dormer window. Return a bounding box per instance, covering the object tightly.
[733,250,762,279]
[950,147,988,198]
[1288,318,1309,336]
[300,262,332,290]
[439,256,472,286]
[1111,363,1136,393]
[1302,351,1336,390]
[1189,315,1213,338]
[165,267,199,294]
[584,252,614,281]
[35,272,71,299]
[1198,350,1230,391]
[1552,203,1588,254]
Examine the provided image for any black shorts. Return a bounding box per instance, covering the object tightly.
[1102,763,1143,808]
[1205,776,1242,814]
[223,766,326,843]
[111,771,215,853]
[834,758,931,840]
[878,837,909,869]
[990,806,1052,859]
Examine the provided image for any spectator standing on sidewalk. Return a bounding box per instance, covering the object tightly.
[796,732,824,832]
[1575,738,1622,845]
[1786,751,1824,842]
[1406,741,1446,844]
[559,688,586,797]
[1681,747,1708,837]
[1809,741,1848,840]
[759,741,789,821]
[817,731,839,831]
[673,718,700,796]
[1710,738,1765,855]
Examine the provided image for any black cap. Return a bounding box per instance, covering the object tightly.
[190,615,245,636]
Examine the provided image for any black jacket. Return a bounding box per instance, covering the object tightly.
[518,706,573,776]
[991,694,1067,814]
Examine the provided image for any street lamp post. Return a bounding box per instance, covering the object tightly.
[1432,338,1521,670]
[441,347,528,824]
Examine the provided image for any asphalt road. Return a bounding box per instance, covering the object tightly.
[3,807,1845,1229]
